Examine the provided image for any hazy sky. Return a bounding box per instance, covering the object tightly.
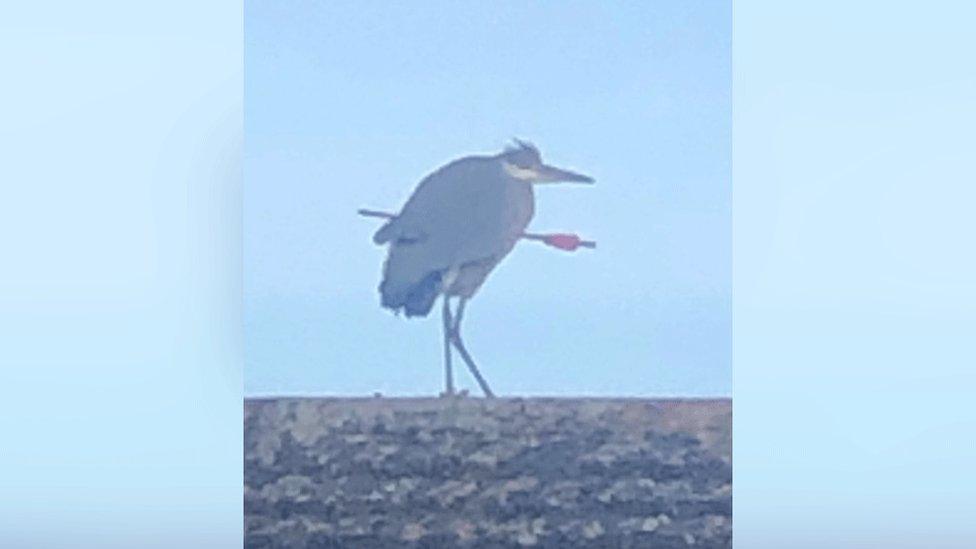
[245,1,730,396]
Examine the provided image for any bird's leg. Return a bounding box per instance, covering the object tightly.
[441,295,455,397]
[450,298,495,398]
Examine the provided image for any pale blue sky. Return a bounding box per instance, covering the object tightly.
[245,1,730,396]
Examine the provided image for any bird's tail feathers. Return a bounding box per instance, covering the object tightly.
[373,221,397,245]
[380,269,443,318]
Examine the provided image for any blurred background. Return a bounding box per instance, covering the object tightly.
[1,2,241,547]
[245,1,731,397]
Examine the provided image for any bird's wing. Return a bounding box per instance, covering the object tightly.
[378,157,511,263]
[378,157,522,309]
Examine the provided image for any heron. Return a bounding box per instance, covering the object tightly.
[367,140,594,397]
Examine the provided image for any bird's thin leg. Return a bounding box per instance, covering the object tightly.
[450,298,495,398]
[441,295,455,397]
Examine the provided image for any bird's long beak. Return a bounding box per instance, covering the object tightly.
[533,163,594,184]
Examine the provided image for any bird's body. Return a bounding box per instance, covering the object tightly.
[375,155,534,315]
[369,141,593,397]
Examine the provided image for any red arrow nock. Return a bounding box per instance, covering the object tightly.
[544,233,582,251]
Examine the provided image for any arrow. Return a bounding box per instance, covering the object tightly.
[358,209,596,252]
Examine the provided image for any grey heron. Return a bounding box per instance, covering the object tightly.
[367,141,594,397]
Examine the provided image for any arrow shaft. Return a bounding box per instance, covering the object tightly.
[358,209,595,249]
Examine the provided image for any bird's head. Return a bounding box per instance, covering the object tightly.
[499,139,594,184]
